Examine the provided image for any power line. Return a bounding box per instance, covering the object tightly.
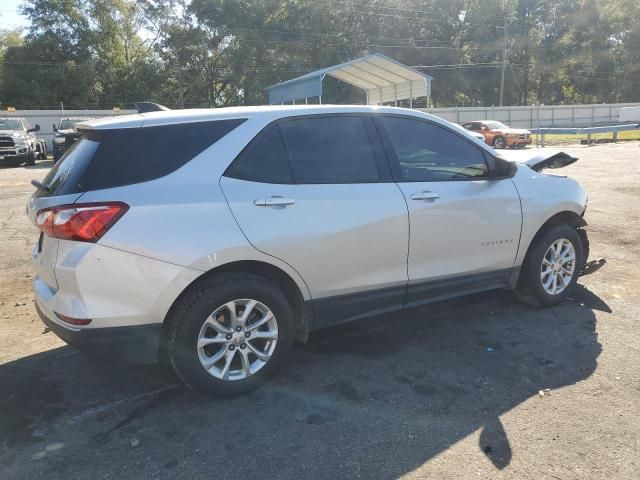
[349,2,540,28]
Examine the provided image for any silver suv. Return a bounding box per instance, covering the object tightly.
[28,105,590,396]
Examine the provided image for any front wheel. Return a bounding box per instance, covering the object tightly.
[25,151,36,166]
[516,224,584,306]
[493,136,506,149]
[166,273,295,396]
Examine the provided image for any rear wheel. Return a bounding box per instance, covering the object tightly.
[166,273,295,396]
[516,224,584,306]
[493,136,506,149]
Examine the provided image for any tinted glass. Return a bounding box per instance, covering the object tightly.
[226,116,380,185]
[38,119,245,197]
[381,117,488,181]
[35,137,104,198]
[280,116,379,184]
[224,124,293,184]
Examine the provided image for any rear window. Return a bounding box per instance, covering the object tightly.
[37,119,245,197]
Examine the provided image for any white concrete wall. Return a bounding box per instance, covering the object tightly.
[421,102,640,129]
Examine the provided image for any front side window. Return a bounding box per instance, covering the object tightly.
[380,116,488,182]
[226,115,380,184]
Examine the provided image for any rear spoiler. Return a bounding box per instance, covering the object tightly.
[135,102,170,113]
[499,150,578,172]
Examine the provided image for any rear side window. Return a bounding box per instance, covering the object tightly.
[38,119,245,197]
[225,115,380,184]
[380,116,488,182]
[224,124,293,184]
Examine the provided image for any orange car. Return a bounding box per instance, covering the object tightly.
[461,121,532,149]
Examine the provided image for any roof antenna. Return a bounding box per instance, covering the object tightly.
[135,102,171,113]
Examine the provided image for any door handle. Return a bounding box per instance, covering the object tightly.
[410,191,440,201]
[254,196,296,208]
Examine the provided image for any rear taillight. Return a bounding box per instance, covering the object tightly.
[36,202,129,243]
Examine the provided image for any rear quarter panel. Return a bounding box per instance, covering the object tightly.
[76,116,312,305]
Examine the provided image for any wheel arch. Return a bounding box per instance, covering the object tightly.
[518,210,587,278]
[160,260,312,361]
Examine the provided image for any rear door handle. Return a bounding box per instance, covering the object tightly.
[410,191,440,201]
[254,196,296,208]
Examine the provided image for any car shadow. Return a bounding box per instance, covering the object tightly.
[0,288,605,478]
[0,160,54,171]
[24,160,55,170]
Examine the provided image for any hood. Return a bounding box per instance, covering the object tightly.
[498,149,578,172]
[0,129,20,135]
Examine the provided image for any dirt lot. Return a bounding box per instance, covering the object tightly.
[1,144,639,479]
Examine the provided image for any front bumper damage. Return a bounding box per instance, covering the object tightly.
[577,226,606,277]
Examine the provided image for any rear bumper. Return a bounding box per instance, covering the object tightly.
[31,239,202,364]
[35,300,162,364]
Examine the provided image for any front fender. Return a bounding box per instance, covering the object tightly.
[511,165,588,266]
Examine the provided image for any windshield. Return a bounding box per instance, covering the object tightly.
[0,119,22,130]
[484,121,508,130]
[59,119,82,129]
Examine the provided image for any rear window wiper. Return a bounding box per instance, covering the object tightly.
[31,179,50,192]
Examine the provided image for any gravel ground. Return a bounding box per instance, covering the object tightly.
[0,144,639,479]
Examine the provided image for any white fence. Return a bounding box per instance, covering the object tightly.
[421,102,640,129]
[8,109,136,150]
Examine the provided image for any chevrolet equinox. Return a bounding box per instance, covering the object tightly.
[28,105,590,396]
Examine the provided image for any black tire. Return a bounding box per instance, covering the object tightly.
[516,224,584,306]
[493,136,506,149]
[25,151,36,166]
[166,273,295,397]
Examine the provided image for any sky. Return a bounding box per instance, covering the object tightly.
[0,0,30,30]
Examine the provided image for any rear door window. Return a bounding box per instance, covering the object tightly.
[224,124,294,184]
[38,119,245,197]
[280,116,379,184]
[225,115,380,184]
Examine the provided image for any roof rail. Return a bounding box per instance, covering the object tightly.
[135,102,171,113]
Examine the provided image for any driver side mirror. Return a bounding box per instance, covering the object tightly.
[490,157,517,179]
[27,124,40,133]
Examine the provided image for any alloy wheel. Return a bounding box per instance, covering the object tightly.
[197,299,278,381]
[540,238,576,295]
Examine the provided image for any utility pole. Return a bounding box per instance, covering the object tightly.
[499,16,508,107]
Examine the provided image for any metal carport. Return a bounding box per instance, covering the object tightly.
[266,53,433,107]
